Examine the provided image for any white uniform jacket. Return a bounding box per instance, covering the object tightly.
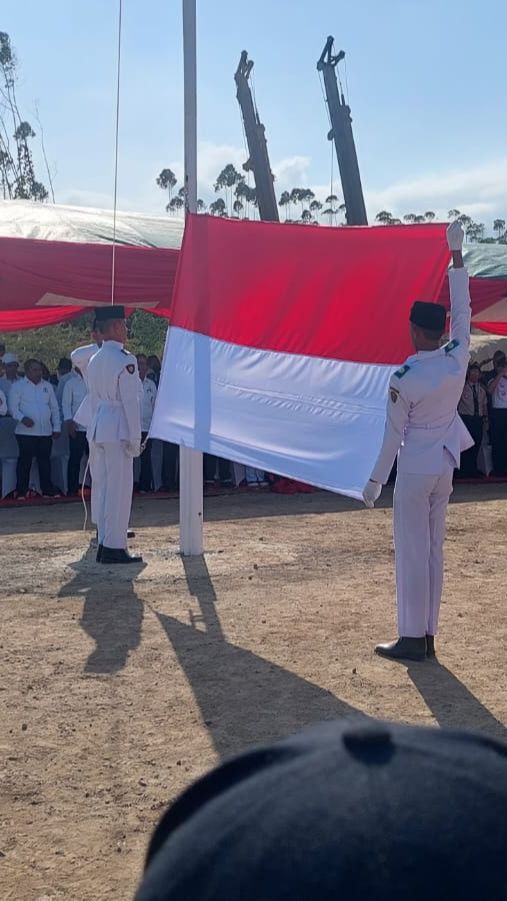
[70,343,99,430]
[371,267,474,483]
[87,341,141,445]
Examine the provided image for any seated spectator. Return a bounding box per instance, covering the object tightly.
[62,369,88,496]
[0,353,22,401]
[457,363,488,477]
[137,354,158,492]
[135,719,507,901]
[486,353,507,475]
[8,359,61,499]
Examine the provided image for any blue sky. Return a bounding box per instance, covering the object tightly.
[3,0,507,226]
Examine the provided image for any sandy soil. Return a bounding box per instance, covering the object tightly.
[1,485,506,900]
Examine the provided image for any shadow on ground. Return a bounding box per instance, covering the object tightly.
[156,555,365,758]
[58,542,145,674]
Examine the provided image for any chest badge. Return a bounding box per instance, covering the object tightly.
[126,364,136,374]
[390,387,400,403]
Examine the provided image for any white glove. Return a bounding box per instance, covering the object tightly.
[125,441,141,458]
[363,479,382,509]
[447,221,464,251]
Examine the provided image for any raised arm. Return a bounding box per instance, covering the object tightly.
[446,222,471,360]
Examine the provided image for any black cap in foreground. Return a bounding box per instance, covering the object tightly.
[135,719,507,901]
[94,305,125,322]
[410,300,447,332]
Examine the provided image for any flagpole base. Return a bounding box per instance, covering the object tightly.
[179,447,203,556]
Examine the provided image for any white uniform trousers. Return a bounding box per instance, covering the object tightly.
[94,442,133,550]
[393,460,454,638]
[88,440,99,526]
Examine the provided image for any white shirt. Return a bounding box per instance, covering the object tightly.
[8,377,61,437]
[0,375,22,401]
[140,377,157,431]
[55,371,74,413]
[62,373,88,431]
[87,341,141,444]
[491,375,507,409]
[0,388,7,416]
[371,266,474,482]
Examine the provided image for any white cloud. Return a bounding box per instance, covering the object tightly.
[364,158,507,224]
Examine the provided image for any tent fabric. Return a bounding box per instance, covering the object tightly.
[1,200,507,336]
[150,215,450,499]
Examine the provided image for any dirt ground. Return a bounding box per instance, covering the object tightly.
[1,485,506,900]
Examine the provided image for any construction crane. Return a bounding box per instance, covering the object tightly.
[234,51,279,222]
[317,36,367,226]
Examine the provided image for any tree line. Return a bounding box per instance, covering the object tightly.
[157,163,507,244]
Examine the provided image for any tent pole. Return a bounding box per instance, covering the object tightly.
[179,0,204,556]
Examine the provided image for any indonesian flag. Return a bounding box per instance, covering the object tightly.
[150,215,449,500]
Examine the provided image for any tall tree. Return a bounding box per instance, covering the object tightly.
[493,218,506,240]
[0,31,50,201]
[309,199,322,221]
[403,213,417,223]
[233,199,244,218]
[424,211,436,221]
[278,190,291,221]
[166,195,184,215]
[156,168,177,208]
[375,210,394,225]
[448,209,461,220]
[196,198,207,213]
[209,198,226,217]
[214,163,243,215]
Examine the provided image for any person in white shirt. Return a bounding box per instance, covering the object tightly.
[0,387,7,416]
[55,358,73,416]
[363,222,472,662]
[136,354,157,492]
[62,371,88,495]
[486,354,507,475]
[0,352,22,401]
[87,306,142,564]
[8,359,61,499]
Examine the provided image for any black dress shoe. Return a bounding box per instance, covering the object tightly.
[127,529,135,539]
[96,544,103,563]
[426,634,436,659]
[100,547,143,565]
[375,637,427,662]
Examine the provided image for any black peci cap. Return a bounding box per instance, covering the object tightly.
[135,718,507,901]
[410,301,447,333]
[94,305,125,322]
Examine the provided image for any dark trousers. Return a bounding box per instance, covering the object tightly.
[139,433,154,491]
[16,434,53,495]
[67,431,89,494]
[203,454,232,484]
[491,409,507,475]
[459,415,483,477]
[162,441,179,489]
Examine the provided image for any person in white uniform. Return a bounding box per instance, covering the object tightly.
[0,353,22,401]
[87,306,142,564]
[71,325,101,521]
[363,222,473,662]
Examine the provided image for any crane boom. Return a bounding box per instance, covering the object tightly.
[317,36,367,226]
[234,51,279,222]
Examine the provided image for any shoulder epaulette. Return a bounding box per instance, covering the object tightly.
[394,364,410,379]
[444,339,459,353]
[121,348,129,355]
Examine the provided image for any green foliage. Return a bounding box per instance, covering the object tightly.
[0,311,167,372]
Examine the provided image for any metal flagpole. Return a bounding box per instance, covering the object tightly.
[180,0,204,555]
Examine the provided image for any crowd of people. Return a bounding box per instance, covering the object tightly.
[0,345,270,500]
[1,341,507,501]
